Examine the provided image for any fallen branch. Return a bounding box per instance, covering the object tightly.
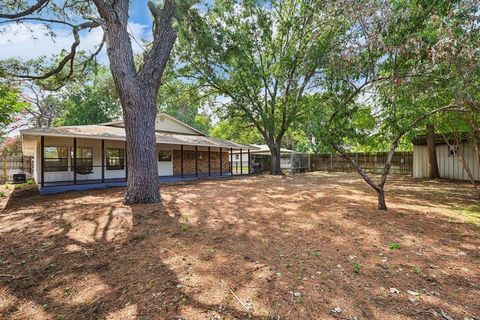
[0,274,29,279]
[220,280,250,312]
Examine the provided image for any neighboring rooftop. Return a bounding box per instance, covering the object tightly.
[232,144,297,154]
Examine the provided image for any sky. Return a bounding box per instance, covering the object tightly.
[0,1,154,65]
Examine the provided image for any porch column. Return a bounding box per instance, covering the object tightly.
[248,149,251,174]
[230,148,233,175]
[220,147,223,176]
[73,137,77,185]
[40,135,45,188]
[101,139,105,183]
[208,146,211,176]
[180,145,184,178]
[195,146,198,177]
[240,148,243,175]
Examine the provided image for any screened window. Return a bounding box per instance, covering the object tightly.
[158,150,172,162]
[71,147,93,173]
[44,146,68,172]
[106,148,124,170]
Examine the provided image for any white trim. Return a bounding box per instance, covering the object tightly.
[158,113,206,136]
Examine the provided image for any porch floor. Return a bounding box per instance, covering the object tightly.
[40,172,240,194]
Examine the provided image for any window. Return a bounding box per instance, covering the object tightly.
[158,150,172,161]
[44,146,68,172]
[106,148,124,170]
[448,145,458,157]
[71,147,93,173]
[235,154,240,160]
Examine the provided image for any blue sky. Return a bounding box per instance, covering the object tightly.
[130,1,153,26]
[0,1,156,65]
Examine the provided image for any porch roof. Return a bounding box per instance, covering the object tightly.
[20,125,258,150]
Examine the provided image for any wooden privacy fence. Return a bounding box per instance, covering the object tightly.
[310,152,413,175]
[0,156,32,183]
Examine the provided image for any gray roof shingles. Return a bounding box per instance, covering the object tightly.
[20,125,257,150]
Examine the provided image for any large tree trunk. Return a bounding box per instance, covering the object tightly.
[122,89,161,203]
[269,142,282,175]
[426,124,440,179]
[93,1,176,203]
[104,23,161,203]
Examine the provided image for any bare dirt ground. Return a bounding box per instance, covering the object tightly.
[0,172,479,320]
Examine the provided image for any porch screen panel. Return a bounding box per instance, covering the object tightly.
[44,146,68,172]
[106,148,125,170]
[71,147,93,173]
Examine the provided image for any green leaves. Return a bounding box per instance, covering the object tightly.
[54,71,122,126]
[178,0,344,148]
[0,83,27,128]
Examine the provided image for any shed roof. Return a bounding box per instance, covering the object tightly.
[412,132,472,146]
[20,125,258,150]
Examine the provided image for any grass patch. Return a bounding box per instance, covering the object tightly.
[388,242,401,250]
[307,250,321,257]
[352,262,362,274]
[456,205,480,225]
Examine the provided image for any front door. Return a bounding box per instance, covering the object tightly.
[158,149,173,176]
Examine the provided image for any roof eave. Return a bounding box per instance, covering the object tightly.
[20,130,259,150]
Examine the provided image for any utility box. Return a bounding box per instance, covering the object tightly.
[12,173,26,184]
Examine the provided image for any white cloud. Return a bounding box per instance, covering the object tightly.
[0,21,151,65]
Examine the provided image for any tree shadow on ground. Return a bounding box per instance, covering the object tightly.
[0,173,479,319]
[0,188,266,319]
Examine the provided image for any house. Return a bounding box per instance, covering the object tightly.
[231,144,306,173]
[412,133,480,181]
[21,113,258,194]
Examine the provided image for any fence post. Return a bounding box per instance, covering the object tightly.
[1,159,6,183]
[330,153,333,171]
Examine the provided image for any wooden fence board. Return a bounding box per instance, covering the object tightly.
[309,152,412,175]
[0,156,32,183]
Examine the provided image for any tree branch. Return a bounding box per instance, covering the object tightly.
[139,0,177,88]
[0,0,50,19]
[6,21,99,81]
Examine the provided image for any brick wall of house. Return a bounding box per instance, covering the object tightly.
[173,150,231,175]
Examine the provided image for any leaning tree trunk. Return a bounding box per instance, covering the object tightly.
[426,124,440,179]
[269,142,282,175]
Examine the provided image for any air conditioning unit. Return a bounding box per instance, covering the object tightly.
[12,173,26,184]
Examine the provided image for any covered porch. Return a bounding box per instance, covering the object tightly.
[21,129,256,194]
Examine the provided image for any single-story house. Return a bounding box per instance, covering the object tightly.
[21,113,258,194]
[413,133,480,181]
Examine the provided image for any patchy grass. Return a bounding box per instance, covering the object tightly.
[0,172,479,320]
[388,242,402,250]
[456,204,480,225]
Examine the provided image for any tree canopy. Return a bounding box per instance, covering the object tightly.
[177,0,345,173]
[0,83,27,137]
